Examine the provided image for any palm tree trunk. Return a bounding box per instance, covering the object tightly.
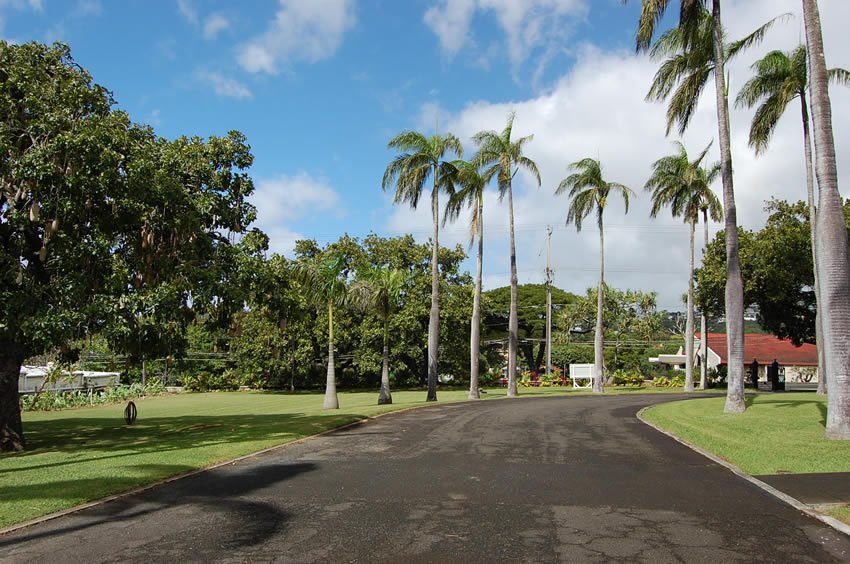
[427,180,440,402]
[507,181,519,397]
[685,219,696,392]
[803,0,850,439]
[379,323,392,405]
[700,209,709,390]
[324,301,339,409]
[594,213,605,394]
[0,341,25,452]
[711,0,746,413]
[469,198,483,400]
[801,92,827,395]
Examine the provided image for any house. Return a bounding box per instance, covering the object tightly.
[649,333,819,383]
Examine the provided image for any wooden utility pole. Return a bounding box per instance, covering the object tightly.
[546,226,553,378]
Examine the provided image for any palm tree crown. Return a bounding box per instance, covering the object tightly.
[558,158,635,230]
[736,45,850,154]
[645,141,722,224]
[472,113,541,194]
[382,131,462,206]
[444,160,486,245]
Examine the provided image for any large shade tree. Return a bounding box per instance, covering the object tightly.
[736,44,849,394]
[445,160,487,399]
[645,142,721,391]
[472,112,540,397]
[629,0,748,413]
[382,131,462,402]
[557,158,634,393]
[802,0,850,439]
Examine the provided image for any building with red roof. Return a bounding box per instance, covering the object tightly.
[650,333,819,383]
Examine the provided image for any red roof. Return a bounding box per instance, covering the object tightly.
[697,333,817,366]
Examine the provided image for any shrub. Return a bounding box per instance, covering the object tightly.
[613,369,644,386]
[20,381,166,412]
[179,371,239,392]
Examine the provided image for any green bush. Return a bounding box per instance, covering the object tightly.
[653,376,670,387]
[20,381,166,412]
[612,369,644,386]
[179,371,240,392]
[668,373,685,387]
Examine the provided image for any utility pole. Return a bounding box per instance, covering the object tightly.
[546,226,553,378]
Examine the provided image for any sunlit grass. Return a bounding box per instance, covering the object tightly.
[642,393,850,475]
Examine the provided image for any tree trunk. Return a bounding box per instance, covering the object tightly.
[685,219,696,392]
[0,341,25,452]
[469,198,483,399]
[427,181,440,402]
[594,213,605,394]
[801,92,827,395]
[507,180,519,397]
[700,210,709,390]
[324,302,339,409]
[711,0,746,413]
[803,0,850,439]
[379,323,392,405]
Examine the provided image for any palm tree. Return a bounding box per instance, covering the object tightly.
[736,45,849,395]
[445,160,487,399]
[382,131,462,402]
[557,158,634,393]
[352,265,409,405]
[294,253,347,409]
[802,0,850,440]
[645,142,722,392]
[472,112,540,397]
[631,0,748,413]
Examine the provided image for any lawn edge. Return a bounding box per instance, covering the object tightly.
[0,398,461,537]
[636,404,850,539]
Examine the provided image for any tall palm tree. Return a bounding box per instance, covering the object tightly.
[630,0,748,413]
[557,158,634,393]
[445,160,487,399]
[736,45,849,395]
[645,142,722,392]
[382,131,462,402]
[352,265,409,405]
[472,112,540,398]
[802,0,850,440]
[294,253,347,409]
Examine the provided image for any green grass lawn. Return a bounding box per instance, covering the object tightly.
[824,505,850,526]
[642,392,850,475]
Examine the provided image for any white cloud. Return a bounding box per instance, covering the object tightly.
[176,0,197,25]
[390,0,850,311]
[75,0,102,16]
[196,70,252,99]
[250,172,344,256]
[203,13,229,39]
[0,0,43,39]
[237,0,355,74]
[424,0,586,76]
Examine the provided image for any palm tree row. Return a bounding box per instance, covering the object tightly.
[383,113,539,401]
[632,0,850,438]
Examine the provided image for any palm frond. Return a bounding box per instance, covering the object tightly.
[727,13,791,60]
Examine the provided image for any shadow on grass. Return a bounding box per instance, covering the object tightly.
[0,461,316,552]
[743,395,828,428]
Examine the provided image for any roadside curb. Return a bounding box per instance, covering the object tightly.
[636,406,850,538]
[0,398,464,537]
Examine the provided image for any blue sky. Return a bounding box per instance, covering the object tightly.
[3,0,850,310]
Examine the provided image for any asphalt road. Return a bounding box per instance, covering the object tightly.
[2,394,849,563]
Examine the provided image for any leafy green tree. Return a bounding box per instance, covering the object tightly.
[645,141,721,390]
[445,160,487,398]
[472,113,540,398]
[559,287,663,373]
[556,158,634,392]
[294,253,348,409]
[0,42,137,451]
[352,265,410,405]
[736,45,849,394]
[629,0,749,413]
[482,284,577,373]
[382,131,462,402]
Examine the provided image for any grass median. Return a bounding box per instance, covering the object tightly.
[641,392,850,475]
